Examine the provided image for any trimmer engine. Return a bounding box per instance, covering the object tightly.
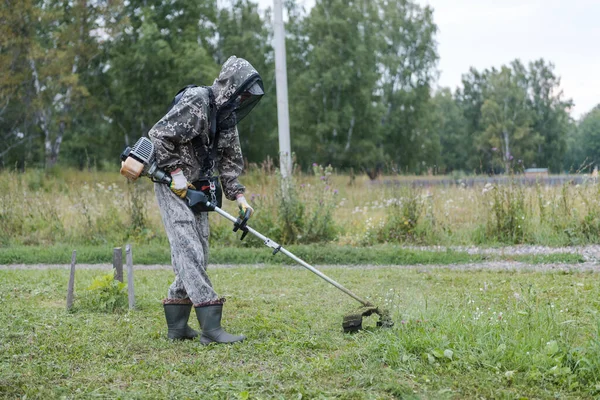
[120,137,171,184]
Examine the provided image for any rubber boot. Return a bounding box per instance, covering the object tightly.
[163,303,199,340]
[194,303,246,345]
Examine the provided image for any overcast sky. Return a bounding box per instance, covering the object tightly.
[256,0,599,119]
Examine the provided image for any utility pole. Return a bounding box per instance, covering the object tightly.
[273,0,292,178]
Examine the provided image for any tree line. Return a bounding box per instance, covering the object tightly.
[0,0,596,174]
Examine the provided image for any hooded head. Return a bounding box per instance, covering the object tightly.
[212,56,264,131]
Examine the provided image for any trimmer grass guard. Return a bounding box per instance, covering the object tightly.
[120,137,394,333]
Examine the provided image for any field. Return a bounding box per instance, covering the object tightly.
[2,265,600,399]
[2,169,600,398]
[2,167,600,253]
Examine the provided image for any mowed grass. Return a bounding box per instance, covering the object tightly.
[0,243,586,265]
[2,267,600,398]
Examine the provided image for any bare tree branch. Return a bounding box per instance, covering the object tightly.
[0,95,11,119]
[0,137,27,158]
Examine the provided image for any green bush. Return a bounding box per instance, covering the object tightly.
[77,273,128,313]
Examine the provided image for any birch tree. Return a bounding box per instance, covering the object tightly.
[478,67,541,172]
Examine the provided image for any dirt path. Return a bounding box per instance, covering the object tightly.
[403,244,600,261]
[2,245,599,272]
[2,262,599,273]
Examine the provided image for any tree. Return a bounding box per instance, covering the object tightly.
[291,0,382,169]
[455,67,491,172]
[378,0,439,173]
[0,0,38,167]
[30,0,119,168]
[104,0,218,155]
[0,0,123,168]
[430,88,469,173]
[525,59,573,172]
[566,105,600,171]
[215,0,277,163]
[456,59,572,174]
[291,0,438,173]
[478,66,541,172]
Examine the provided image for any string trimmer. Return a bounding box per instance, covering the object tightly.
[121,137,394,332]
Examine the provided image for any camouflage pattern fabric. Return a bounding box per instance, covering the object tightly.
[212,56,261,111]
[155,183,218,304]
[148,56,262,304]
[148,55,260,201]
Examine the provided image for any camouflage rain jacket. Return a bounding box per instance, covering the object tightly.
[148,56,262,201]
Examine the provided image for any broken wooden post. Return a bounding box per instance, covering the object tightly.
[126,244,135,309]
[113,247,123,282]
[66,250,76,311]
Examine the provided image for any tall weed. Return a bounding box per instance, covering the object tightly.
[483,182,528,244]
[276,164,338,244]
[364,187,424,244]
[210,164,338,246]
[4,168,600,248]
[301,164,338,243]
[75,272,128,313]
[577,185,600,242]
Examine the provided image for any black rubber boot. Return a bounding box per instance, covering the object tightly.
[163,303,199,340]
[194,303,246,345]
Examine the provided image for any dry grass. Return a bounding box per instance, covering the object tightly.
[2,167,600,247]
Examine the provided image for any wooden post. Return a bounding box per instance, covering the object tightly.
[66,250,76,311]
[126,244,135,309]
[113,247,123,282]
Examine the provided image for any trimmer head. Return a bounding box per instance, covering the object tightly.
[342,306,394,333]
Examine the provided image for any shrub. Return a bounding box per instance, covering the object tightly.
[77,273,128,313]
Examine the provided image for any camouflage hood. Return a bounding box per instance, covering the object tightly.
[211,56,264,130]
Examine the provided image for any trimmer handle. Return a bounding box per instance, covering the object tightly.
[233,209,251,240]
[185,189,215,212]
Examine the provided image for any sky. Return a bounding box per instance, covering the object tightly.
[256,0,599,119]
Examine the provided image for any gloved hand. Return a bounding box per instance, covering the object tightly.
[236,194,254,219]
[170,169,195,198]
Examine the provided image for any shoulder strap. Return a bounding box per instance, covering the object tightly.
[167,84,198,112]
[204,87,220,175]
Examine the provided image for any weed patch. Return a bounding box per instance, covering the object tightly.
[75,272,128,313]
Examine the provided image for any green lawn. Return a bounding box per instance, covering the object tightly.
[0,243,586,265]
[2,266,600,399]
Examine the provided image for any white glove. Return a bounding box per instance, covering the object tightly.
[236,194,254,218]
[170,169,194,198]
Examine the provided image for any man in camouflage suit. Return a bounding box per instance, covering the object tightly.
[148,56,264,345]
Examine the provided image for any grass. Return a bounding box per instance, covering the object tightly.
[0,243,586,265]
[2,266,600,398]
[3,168,600,249]
[1,168,597,397]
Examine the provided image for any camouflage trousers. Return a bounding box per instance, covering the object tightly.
[155,183,219,304]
